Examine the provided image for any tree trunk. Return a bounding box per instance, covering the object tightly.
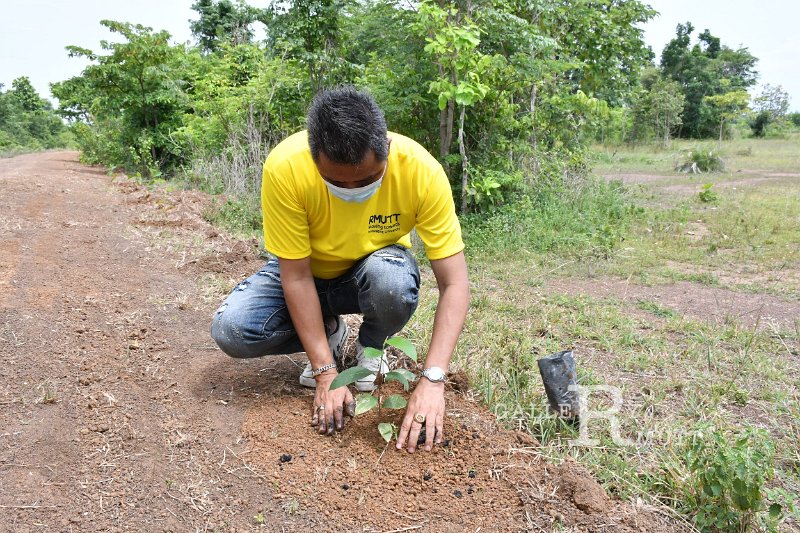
[529,83,539,181]
[458,106,469,214]
[439,101,454,160]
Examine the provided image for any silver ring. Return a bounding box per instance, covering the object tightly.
[317,405,325,411]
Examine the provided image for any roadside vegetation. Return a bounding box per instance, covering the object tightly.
[9,0,799,529]
[0,76,73,156]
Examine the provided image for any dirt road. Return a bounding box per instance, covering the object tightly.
[0,152,312,531]
[0,152,683,532]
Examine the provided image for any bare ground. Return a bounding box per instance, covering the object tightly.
[0,152,686,532]
[546,277,800,331]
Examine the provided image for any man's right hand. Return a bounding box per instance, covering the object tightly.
[311,370,356,435]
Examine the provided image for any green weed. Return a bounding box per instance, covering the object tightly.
[683,423,792,532]
[202,196,261,237]
[698,183,718,203]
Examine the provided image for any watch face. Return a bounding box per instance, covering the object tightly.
[425,367,446,382]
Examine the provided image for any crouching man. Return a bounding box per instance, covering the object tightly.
[211,86,469,453]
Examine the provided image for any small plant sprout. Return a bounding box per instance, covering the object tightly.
[329,336,418,443]
[698,183,718,203]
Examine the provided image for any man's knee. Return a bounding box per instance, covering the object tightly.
[361,247,420,325]
[210,303,266,359]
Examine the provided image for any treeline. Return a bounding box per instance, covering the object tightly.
[0,77,71,154]
[51,0,657,214]
[616,22,796,145]
[48,1,796,221]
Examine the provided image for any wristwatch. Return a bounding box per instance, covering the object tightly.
[421,366,447,383]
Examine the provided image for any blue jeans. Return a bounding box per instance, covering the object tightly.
[210,244,420,358]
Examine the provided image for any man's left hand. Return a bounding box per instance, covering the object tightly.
[396,378,445,453]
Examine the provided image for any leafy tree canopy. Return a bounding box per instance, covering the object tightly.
[660,22,758,138]
[190,0,261,52]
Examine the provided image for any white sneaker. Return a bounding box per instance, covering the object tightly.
[354,341,390,392]
[298,316,349,388]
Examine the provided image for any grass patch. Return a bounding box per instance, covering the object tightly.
[415,135,800,529]
[463,178,641,261]
[202,196,261,237]
[636,299,679,319]
[414,266,800,527]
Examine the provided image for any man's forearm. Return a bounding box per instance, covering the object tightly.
[425,279,469,370]
[282,276,333,369]
[425,252,469,370]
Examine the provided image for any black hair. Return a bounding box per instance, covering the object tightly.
[307,86,389,165]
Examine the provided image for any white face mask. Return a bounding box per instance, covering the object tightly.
[324,163,387,203]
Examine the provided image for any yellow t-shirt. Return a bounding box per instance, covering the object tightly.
[262,130,464,279]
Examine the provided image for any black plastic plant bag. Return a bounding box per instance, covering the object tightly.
[537,350,580,419]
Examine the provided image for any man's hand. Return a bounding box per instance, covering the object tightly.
[311,370,356,435]
[396,379,445,453]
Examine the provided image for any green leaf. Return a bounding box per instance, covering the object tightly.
[361,346,384,360]
[382,394,407,409]
[394,369,416,381]
[385,337,417,362]
[769,503,782,519]
[378,422,396,443]
[329,366,374,390]
[383,370,410,390]
[355,394,378,415]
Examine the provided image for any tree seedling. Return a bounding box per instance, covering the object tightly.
[329,336,418,443]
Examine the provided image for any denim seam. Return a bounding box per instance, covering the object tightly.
[260,305,293,337]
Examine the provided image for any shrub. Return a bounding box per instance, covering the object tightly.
[749,111,771,137]
[683,424,790,532]
[677,148,724,173]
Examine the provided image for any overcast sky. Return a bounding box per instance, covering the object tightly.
[1,0,798,111]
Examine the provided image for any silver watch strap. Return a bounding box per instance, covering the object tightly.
[311,362,337,377]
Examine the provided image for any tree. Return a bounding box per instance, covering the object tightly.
[52,20,188,175]
[1,81,69,151]
[705,88,749,143]
[749,84,790,137]
[752,84,790,119]
[11,76,46,112]
[263,0,352,92]
[190,0,260,53]
[535,0,657,106]
[661,23,758,138]
[414,0,491,211]
[631,68,684,145]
